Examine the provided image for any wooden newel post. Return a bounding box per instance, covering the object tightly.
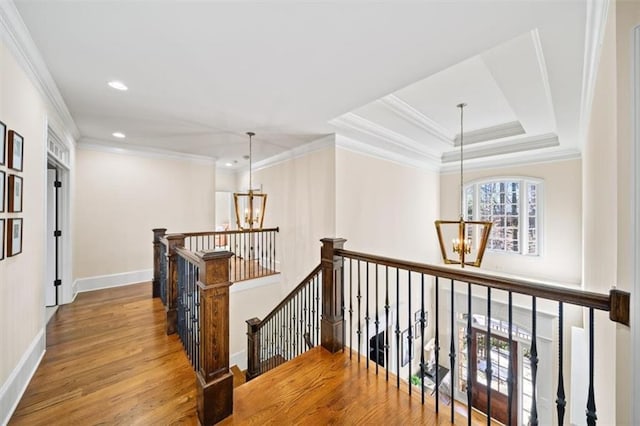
[320,237,347,353]
[196,250,235,425]
[245,317,261,381]
[165,234,186,335]
[152,228,167,298]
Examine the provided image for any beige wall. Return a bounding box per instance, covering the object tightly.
[0,40,52,397]
[441,159,582,285]
[73,148,216,279]
[239,145,337,293]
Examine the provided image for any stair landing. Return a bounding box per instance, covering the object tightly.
[221,347,463,425]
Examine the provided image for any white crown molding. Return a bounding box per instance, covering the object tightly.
[79,138,217,165]
[454,121,525,146]
[251,134,335,172]
[440,147,581,174]
[442,133,559,163]
[578,0,610,146]
[0,1,79,144]
[330,113,441,163]
[335,134,439,171]
[378,94,453,145]
[531,29,558,131]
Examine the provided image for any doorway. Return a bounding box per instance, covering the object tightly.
[45,163,61,308]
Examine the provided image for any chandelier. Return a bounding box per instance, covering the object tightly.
[233,132,267,230]
[434,103,492,267]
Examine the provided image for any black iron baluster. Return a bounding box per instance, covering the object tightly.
[396,268,400,389]
[530,296,539,426]
[486,288,492,425]
[508,291,514,426]
[420,274,425,404]
[450,279,456,422]
[349,259,353,360]
[435,276,440,413]
[375,264,380,375]
[341,257,346,354]
[467,283,472,426]
[316,272,320,346]
[408,271,412,395]
[357,260,362,362]
[366,262,370,369]
[556,302,566,425]
[385,266,390,382]
[586,308,597,426]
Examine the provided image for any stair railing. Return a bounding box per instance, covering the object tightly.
[246,264,323,380]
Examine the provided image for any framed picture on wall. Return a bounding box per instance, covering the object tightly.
[7,218,22,257]
[8,130,23,171]
[0,219,4,260]
[0,171,4,212]
[8,175,22,213]
[0,120,6,165]
[401,328,414,367]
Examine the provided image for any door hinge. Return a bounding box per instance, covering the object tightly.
[54,279,62,287]
[54,230,62,237]
[54,181,62,188]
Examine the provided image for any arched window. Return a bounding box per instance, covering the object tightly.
[464,178,541,255]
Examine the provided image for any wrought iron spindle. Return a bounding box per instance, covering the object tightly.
[408,271,412,395]
[357,260,362,361]
[396,268,400,389]
[420,274,425,404]
[449,279,456,422]
[159,243,167,305]
[435,276,440,413]
[385,266,390,381]
[486,287,492,425]
[349,259,353,360]
[556,302,566,425]
[508,291,514,426]
[365,262,370,368]
[529,296,539,426]
[375,264,380,375]
[467,283,472,426]
[586,308,597,426]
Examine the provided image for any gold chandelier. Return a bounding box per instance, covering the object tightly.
[233,132,267,230]
[434,103,492,268]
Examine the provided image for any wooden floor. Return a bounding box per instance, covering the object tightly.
[10,283,491,426]
[229,256,279,282]
[9,283,199,425]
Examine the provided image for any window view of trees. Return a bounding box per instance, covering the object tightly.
[465,179,540,256]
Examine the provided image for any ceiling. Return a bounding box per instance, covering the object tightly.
[13,1,594,170]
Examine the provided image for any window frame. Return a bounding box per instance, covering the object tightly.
[464,176,543,256]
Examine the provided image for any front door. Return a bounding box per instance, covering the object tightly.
[470,328,517,425]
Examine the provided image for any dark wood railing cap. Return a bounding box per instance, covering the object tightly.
[320,237,347,244]
[166,233,186,241]
[198,250,234,261]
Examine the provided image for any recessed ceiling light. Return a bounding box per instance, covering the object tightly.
[108,80,128,91]
[112,132,126,139]
[225,162,233,167]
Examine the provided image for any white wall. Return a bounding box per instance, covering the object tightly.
[441,159,582,286]
[73,147,216,283]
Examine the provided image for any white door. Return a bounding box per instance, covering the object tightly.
[45,168,57,306]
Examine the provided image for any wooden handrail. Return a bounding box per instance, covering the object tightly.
[258,264,322,328]
[176,227,280,238]
[334,248,630,325]
[175,246,201,266]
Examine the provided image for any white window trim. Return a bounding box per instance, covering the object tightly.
[464,176,543,257]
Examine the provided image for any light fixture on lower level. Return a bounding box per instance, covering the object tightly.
[233,132,267,229]
[434,103,492,267]
[112,132,126,139]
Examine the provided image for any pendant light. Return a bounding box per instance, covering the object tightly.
[434,103,492,267]
[233,132,267,230]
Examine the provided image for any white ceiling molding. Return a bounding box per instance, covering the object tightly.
[530,29,558,132]
[330,113,441,163]
[454,121,525,146]
[335,134,438,171]
[442,133,559,163]
[378,94,453,145]
[251,134,336,172]
[440,147,581,174]
[79,138,217,165]
[578,0,610,146]
[0,1,80,143]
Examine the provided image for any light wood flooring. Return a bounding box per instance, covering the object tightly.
[10,282,492,425]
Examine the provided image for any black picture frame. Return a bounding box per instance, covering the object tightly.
[0,120,6,166]
[8,130,23,172]
[0,171,4,213]
[7,218,22,257]
[0,219,4,260]
[8,175,22,213]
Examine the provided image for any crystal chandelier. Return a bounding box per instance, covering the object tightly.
[434,103,492,267]
[233,132,267,230]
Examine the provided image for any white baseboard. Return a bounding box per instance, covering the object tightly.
[75,269,153,293]
[0,329,46,425]
[230,350,247,371]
